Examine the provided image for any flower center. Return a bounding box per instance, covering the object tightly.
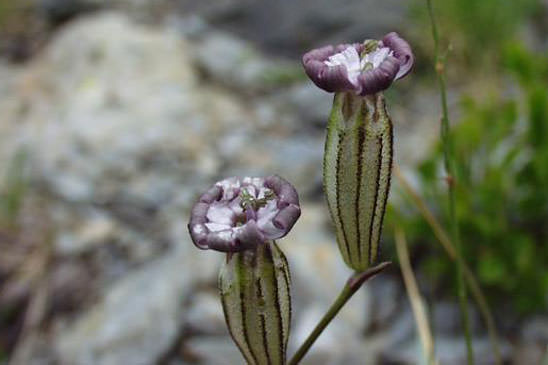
[239,187,276,212]
[324,46,362,86]
[323,41,394,87]
[361,46,392,70]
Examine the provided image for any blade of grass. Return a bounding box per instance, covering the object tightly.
[394,165,501,364]
[394,226,437,365]
[425,0,474,362]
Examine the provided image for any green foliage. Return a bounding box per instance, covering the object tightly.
[0,0,31,28]
[0,150,28,228]
[410,0,541,70]
[390,44,548,314]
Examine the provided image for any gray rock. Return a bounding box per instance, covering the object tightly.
[192,30,303,93]
[55,254,184,364]
[38,0,171,20]
[184,290,227,336]
[390,86,443,169]
[432,336,511,365]
[370,278,403,328]
[522,316,548,342]
[12,12,196,203]
[5,11,321,215]
[430,300,481,336]
[39,0,103,23]
[54,236,221,365]
[183,337,242,365]
[269,82,333,126]
[513,342,547,365]
[54,207,119,255]
[291,304,382,365]
[385,304,416,347]
[176,0,409,58]
[381,336,502,365]
[49,259,96,315]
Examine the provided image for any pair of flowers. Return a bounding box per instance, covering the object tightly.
[189,32,413,255]
[188,32,414,365]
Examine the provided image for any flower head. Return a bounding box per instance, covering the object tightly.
[188,175,301,252]
[302,32,414,95]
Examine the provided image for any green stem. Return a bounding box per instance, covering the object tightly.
[426,1,474,364]
[394,165,501,363]
[288,261,391,365]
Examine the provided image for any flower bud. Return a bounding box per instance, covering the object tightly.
[324,92,393,271]
[219,242,291,365]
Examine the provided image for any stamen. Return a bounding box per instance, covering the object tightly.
[362,62,374,72]
[361,39,379,57]
[240,188,277,211]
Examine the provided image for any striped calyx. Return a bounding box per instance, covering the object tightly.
[324,92,393,271]
[219,242,291,365]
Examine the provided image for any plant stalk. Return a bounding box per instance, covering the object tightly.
[426,0,474,363]
[395,226,437,365]
[288,261,391,365]
[393,165,501,364]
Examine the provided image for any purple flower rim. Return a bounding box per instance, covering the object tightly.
[188,175,301,252]
[302,32,414,95]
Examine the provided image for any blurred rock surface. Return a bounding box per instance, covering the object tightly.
[175,0,409,58]
[55,240,195,365]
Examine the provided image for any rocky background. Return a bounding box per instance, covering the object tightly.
[0,1,546,364]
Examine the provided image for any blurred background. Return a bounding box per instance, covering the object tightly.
[0,0,547,364]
